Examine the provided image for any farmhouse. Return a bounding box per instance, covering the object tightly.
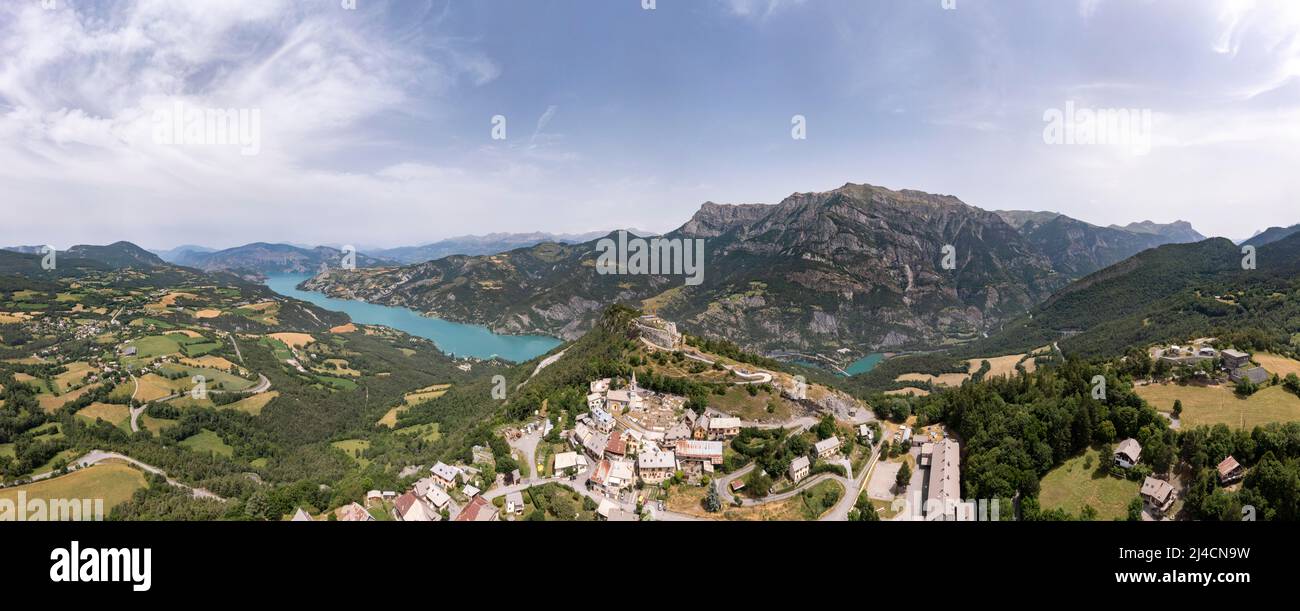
[334,502,374,522]
[423,485,451,510]
[455,496,498,522]
[814,437,842,459]
[430,462,459,488]
[394,492,436,522]
[705,416,741,440]
[590,406,615,432]
[789,456,810,483]
[1140,477,1176,514]
[604,436,628,458]
[553,451,589,475]
[638,450,676,484]
[590,458,636,491]
[1221,349,1251,370]
[505,491,525,515]
[1217,456,1246,485]
[1229,366,1269,385]
[674,439,724,475]
[1114,438,1142,469]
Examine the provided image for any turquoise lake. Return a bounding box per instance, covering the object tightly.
[794,353,886,376]
[844,353,886,375]
[265,274,562,363]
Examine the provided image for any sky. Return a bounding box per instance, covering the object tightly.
[2,0,1300,249]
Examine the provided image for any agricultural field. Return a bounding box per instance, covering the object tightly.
[332,439,371,468]
[896,371,970,387]
[53,361,96,392]
[222,391,279,415]
[394,422,440,443]
[1038,447,1140,520]
[403,383,451,406]
[269,332,314,348]
[0,462,149,515]
[38,383,101,413]
[884,387,930,397]
[75,402,133,432]
[134,373,182,402]
[1253,353,1300,378]
[1136,383,1300,429]
[179,429,234,457]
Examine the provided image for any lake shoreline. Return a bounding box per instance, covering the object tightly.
[264,274,562,363]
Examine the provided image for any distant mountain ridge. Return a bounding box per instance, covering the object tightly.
[301,183,1079,353]
[151,244,216,263]
[365,230,650,264]
[1241,224,1300,249]
[173,242,392,281]
[994,211,1206,277]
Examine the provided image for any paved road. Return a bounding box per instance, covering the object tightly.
[821,443,882,521]
[225,331,244,363]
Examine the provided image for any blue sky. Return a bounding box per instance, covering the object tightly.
[3,0,1300,248]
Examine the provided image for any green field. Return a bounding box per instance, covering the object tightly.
[0,463,148,515]
[1039,447,1140,520]
[316,375,358,391]
[155,364,255,392]
[262,337,293,361]
[332,439,371,468]
[123,335,182,365]
[394,422,440,443]
[1137,383,1300,429]
[179,429,233,457]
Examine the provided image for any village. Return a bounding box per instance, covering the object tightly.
[329,316,979,523]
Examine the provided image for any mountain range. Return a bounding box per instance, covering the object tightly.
[167,242,393,281]
[298,182,1208,354]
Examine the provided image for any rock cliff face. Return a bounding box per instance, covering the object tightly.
[998,213,1203,277]
[302,182,1095,354]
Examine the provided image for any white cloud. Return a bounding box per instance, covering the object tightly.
[718,0,806,21]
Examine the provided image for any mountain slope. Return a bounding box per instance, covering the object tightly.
[976,232,1300,357]
[65,241,169,269]
[996,211,1206,277]
[1110,220,1206,243]
[303,183,1068,353]
[367,230,645,264]
[151,244,216,263]
[1242,224,1300,248]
